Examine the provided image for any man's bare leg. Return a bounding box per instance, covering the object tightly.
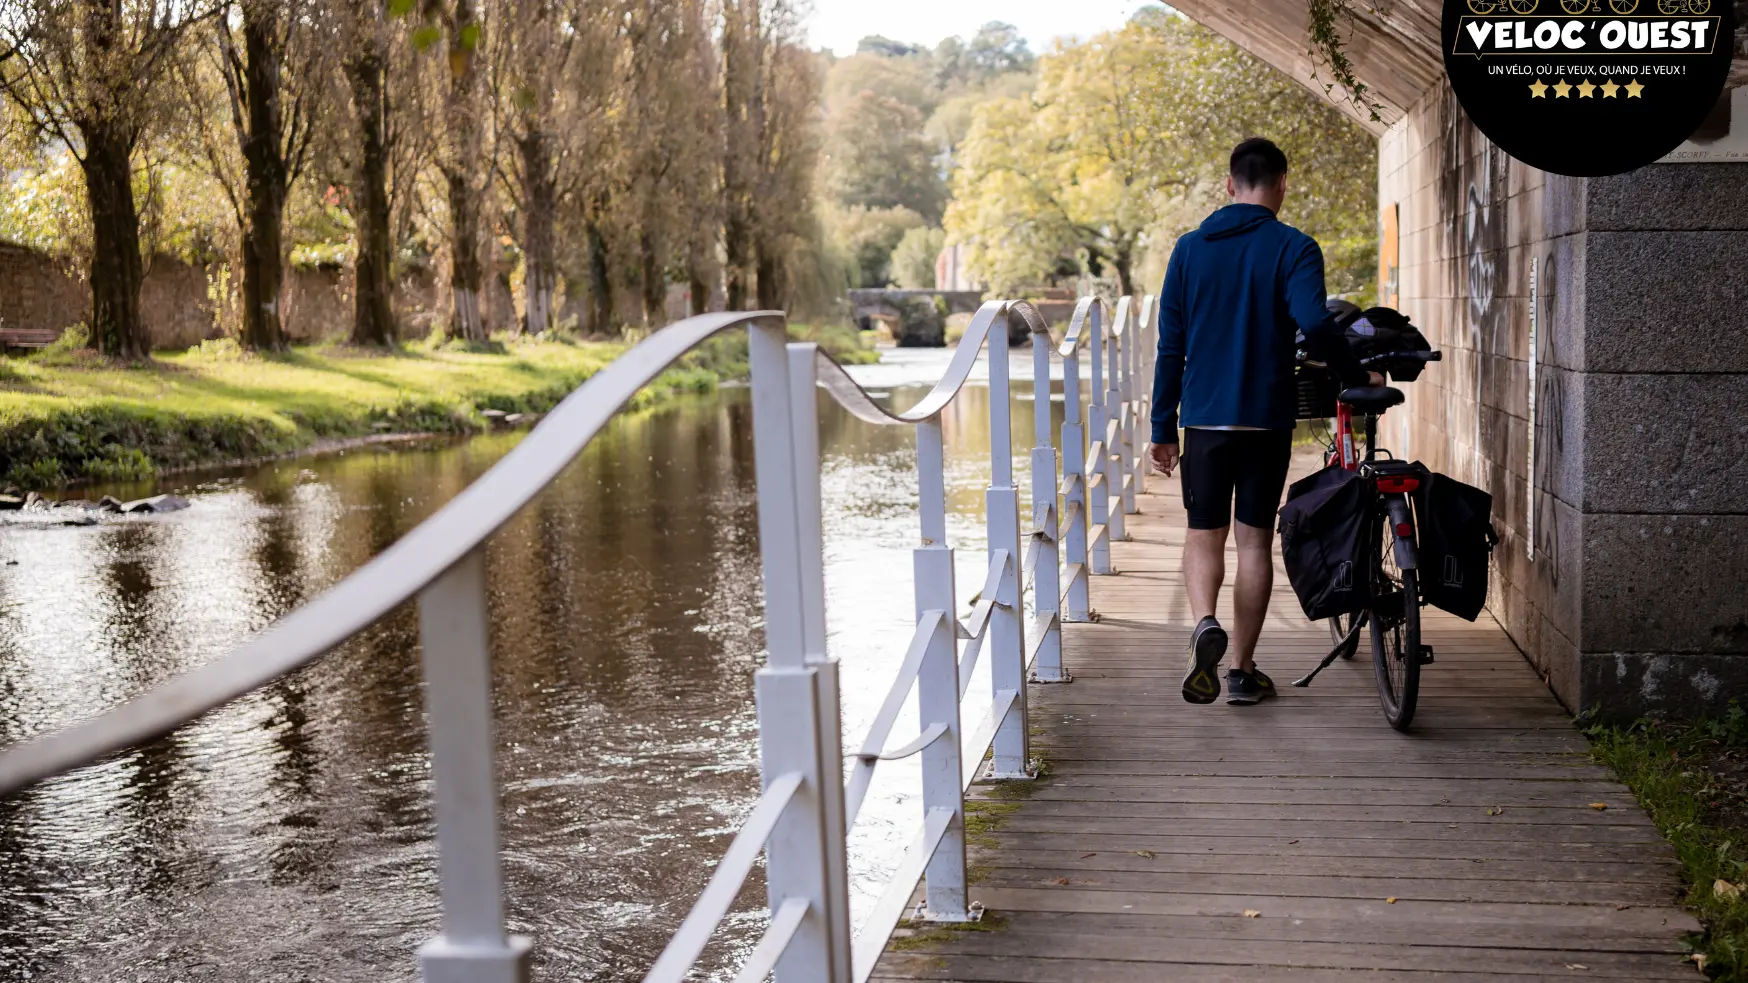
[1230,522,1275,673]
[1183,526,1228,622]
[1180,525,1230,703]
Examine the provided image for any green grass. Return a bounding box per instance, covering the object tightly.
[1589,704,1748,980]
[787,322,882,365]
[0,336,726,489]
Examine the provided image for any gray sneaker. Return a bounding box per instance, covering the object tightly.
[1182,616,1226,705]
[1226,666,1278,705]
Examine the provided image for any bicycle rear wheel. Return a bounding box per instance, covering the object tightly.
[1370,515,1421,731]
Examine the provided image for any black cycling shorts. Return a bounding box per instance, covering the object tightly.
[1180,428,1294,531]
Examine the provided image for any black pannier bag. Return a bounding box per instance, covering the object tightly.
[1278,465,1376,621]
[1413,471,1500,621]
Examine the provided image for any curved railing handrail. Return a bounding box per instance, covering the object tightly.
[0,294,1160,983]
[0,309,782,797]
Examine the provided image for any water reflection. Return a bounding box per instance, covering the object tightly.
[0,352,1057,981]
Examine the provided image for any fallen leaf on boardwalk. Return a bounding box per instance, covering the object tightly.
[1133,850,1155,858]
[1589,802,1609,810]
[1242,909,1261,918]
[1079,853,1097,859]
[1715,879,1742,901]
[1565,964,1588,970]
[1287,839,1299,845]
[1614,903,1633,911]
[1385,897,1398,904]
[1050,877,1072,885]
[1485,807,1505,816]
[1690,954,1709,970]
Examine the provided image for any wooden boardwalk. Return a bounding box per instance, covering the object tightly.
[875,461,1701,982]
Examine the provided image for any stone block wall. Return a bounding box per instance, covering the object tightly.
[1380,84,1748,720]
[0,243,450,349]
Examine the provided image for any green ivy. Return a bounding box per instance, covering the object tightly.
[1306,0,1385,123]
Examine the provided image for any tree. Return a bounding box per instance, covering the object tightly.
[946,14,1377,297]
[833,204,922,288]
[496,0,572,336]
[891,225,944,289]
[188,0,323,351]
[0,0,215,358]
[965,22,1033,80]
[429,0,492,342]
[824,90,945,223]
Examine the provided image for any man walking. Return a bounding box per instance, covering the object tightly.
[1148,138,1372,706]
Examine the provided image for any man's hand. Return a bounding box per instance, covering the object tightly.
[1150,442,1179,476]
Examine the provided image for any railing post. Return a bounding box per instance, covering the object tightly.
[1061,320,1091,622]
[986,313,1032,780]
[913,418,970,922]
[416,548,532,983]
[1087,303,1113,575]
[1120,297,1140,517]
[1105,300,1129,543]
[1029,321,1067,682]
[786,343,854,976]
[1132,295,1154,500]
[747,320,849,983]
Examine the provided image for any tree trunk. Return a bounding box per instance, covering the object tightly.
[519,131,556,336]
[239,8,288,351]
[640,229,665,329]
[585,211,614,336]
[443,0,485,343]
[1114,245,1135,299]
[723,213,749,311]
[687,255,709,317]
[755,242,779,312]
[347,42,396,347]
[80,124,149,360]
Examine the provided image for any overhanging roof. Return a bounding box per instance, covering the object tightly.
[1168,0,1444,134]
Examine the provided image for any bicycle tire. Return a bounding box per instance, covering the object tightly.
[1509,0,1539,14]
[1329,611,1363,660]
[1559,0,1588,10]
[1609,0,1638,13]
[1370,515,1421,731]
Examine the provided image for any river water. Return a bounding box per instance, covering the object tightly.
[0,348,1067,982]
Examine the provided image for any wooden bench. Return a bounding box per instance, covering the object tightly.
[0,327,61,352]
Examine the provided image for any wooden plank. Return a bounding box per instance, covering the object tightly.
[876,479,1697,981]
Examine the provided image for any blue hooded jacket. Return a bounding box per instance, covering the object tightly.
[1150,203,1358,443]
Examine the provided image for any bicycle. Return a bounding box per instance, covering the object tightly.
[1468,0,1540,12]
[1294,349,1444,730]
[1657,0,1709,14]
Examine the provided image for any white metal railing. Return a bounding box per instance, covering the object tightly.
[0,294,1158,983]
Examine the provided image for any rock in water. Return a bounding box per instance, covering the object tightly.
[96,496,124,512]
[892,295,948,348]
[0,495,22,511]
[121,495,191,514]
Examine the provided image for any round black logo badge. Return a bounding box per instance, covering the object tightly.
[1443,0,1736,175]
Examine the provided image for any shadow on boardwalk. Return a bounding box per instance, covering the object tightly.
[874,460,1701,982]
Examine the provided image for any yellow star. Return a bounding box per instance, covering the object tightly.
[1529,78,1549,98]
[1600,79,1620,98]
[1625,78,1645,98]
[1552,78,1573,98]
[1576,79,1596,98]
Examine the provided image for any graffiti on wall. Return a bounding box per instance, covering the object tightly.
[1532,250,1566,588]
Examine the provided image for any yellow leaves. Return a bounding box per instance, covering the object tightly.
[1242,909,1261,918]
[1485,806,1505,816]
[1133,850,1155,858]
[1385,897,1398,904]
[1589,802,1609,811]
[1715,879,1742,902]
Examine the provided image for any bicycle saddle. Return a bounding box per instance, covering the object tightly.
[1338,386,1405,413]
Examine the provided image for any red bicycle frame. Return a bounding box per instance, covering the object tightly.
[1332,402,1360,470]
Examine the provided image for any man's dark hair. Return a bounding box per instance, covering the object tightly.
[1230,138,1289,190]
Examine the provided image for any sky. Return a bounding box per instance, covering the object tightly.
[804,0,1159,56]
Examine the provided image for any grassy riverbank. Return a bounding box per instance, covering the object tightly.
[1590,707,1748,979]
[0,323,878,489]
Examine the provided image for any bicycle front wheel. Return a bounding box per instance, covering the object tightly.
[1370,518,1421,731]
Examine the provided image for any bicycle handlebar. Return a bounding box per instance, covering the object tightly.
[1360,350,1443,368]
